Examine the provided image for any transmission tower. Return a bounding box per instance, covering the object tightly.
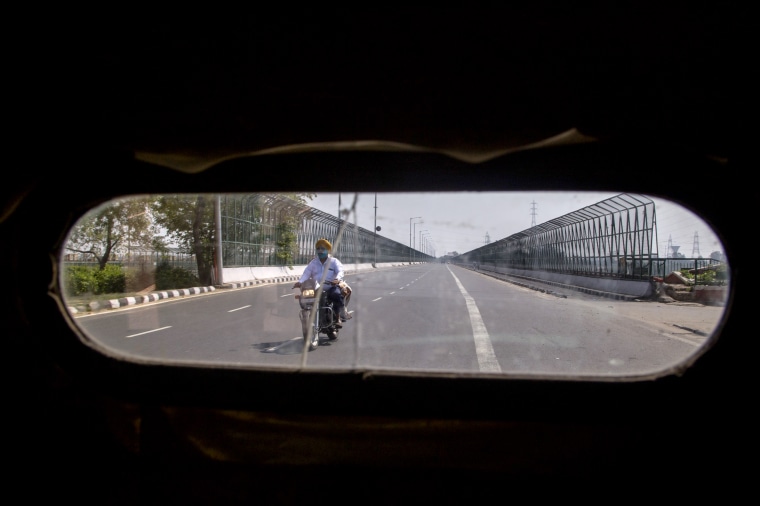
[691,231,701,257]
[530,200,538,227]
[484,232,491,245]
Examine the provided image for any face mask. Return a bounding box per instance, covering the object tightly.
[317,251,328,260]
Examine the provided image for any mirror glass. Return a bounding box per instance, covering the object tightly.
[60,191,729,379]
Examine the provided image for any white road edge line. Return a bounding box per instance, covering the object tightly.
[447,266,501,373]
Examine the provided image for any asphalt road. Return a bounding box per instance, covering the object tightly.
[71,264,727,378]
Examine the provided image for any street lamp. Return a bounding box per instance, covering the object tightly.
[409,216,421,264]
[373,193,380,267]
[413,218,423,264]
[420,229,428,262]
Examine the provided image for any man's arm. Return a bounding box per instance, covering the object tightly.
[333,258,345,283]
[294,260,313,288]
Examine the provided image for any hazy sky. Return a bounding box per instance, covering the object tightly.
[308,192,725,259]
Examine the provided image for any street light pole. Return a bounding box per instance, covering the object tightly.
[373,193,378,267]
[413,219,423,264]
[409,216,421,264]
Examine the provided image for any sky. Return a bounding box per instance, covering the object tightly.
[307,192,726,259]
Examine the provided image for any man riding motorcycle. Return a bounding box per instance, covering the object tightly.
[293,238,352,327]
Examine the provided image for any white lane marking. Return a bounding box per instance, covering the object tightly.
[228,305,251,312]
[389,292,396,295]
[280,293,294,298]
[667,334,702,347]
[265,337,302,352]
[372,297,383,302]
[447,266,501,373]
[126,326,172,339]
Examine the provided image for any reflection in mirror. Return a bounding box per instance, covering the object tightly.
[60,192,729,380]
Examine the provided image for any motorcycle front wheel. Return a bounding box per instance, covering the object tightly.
[309,327,319,350]
[300,309,318,351]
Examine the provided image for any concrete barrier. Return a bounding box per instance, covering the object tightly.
[693,285,729,306]
[221,262,406,285]
[223,266,304,283]
[68,262,419,313]
[478,264,655,299]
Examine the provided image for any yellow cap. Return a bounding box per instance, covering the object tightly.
[315,238,332,251]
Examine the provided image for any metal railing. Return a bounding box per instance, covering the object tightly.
[455,193,659,280]
[64,193,725,287]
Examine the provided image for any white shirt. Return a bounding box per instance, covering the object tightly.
[298,255,345,287]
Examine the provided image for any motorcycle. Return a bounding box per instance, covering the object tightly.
[294,279,352,351]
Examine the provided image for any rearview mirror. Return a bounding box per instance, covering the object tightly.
[60,191,730,381]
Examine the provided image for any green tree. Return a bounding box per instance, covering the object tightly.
[274,193,314,265]
[275,220,298,264]
[282,193,315,205]
[153,194,216,286]
[153,193,316,285]
[65,197,156,270]
[223,193,314,266]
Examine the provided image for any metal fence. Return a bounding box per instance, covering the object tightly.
[454,193,726,285]
[651,257,726,285]
[62,194,433,279]
[456,194,658,279]
[219,193,429,266]
[63,248,198,274]
[65,193,725,286]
